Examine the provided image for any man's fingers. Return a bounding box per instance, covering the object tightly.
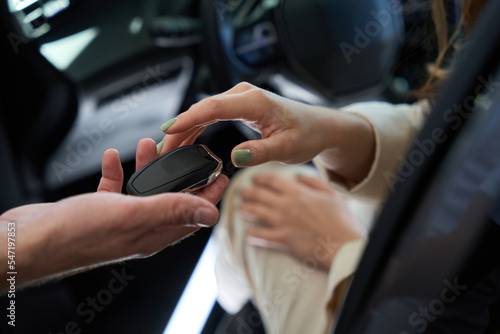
[97,149,124,193]
[51,192,220,265]
[131,193,221,228]
[136,138,157,170]
[196,174,229,205]
[136,225,200,256]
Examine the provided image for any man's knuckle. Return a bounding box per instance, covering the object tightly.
[170,202,191,225]
[278,200,293,213]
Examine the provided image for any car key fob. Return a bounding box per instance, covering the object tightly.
[126,144,223,195]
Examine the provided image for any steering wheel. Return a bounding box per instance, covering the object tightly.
[201,0,405,100]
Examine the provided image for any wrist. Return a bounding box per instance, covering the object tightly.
[15,218,53,287]
[317,111,375,183]
[320,232,365,271]
[0,219,43,291]
[307,106,344,154]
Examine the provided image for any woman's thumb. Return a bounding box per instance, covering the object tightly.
[232,138,288,167]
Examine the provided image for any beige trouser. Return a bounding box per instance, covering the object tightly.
[214,163,334,334]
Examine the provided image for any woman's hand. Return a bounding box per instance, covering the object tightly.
[0,139,229,290]
[238,174,363,271]
[159,82,336,166]
[159,82,375,183]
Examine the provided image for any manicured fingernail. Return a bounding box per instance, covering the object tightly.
[233,149,252,166]
[156,140,164,155]
[160,118,176,132]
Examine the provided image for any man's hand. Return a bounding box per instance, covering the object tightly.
[0,138,229,290]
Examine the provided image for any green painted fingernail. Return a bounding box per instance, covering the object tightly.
[233,149,252,166]
[156,140,164,155]
[160,118,176,132]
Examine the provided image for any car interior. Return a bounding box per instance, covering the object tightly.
[0,0,499,333]
[333,1,500,332]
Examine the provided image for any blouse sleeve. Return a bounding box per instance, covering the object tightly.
[314,100,431,203]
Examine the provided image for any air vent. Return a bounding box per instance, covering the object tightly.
[9,0,70,38]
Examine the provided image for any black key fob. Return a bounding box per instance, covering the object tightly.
[126,144,223,195]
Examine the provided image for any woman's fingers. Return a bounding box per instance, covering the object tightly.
[160,126,207,155]
[251,173,301,195]
[231,129,302,167]
[296,175,332,192]
[240,185,281,208]
[181,126,207,147]
[97,149,124,193]
[245,227,287,252]
[163,126,291,168]
[161,126,206,155]
[239,201,282,227]
[161,82,319,167]
[136,138,157,170]
[164,86,268,135]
